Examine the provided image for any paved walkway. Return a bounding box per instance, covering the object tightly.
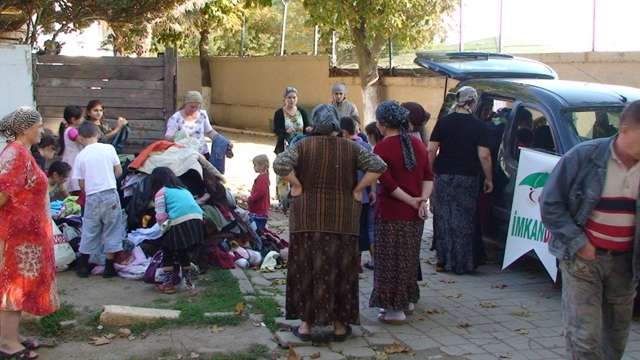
[242,215,640,360]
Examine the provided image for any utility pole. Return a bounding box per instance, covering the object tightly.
[280,0,290,56]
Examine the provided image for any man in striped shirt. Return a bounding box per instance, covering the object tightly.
[541,100,640,360]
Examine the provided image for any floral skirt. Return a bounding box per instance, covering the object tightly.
[369,218,424,310]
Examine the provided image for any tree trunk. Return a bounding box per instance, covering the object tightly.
[199,29,212,112]
[350,24,384,125]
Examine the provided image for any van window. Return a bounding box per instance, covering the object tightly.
[560,107,621,144]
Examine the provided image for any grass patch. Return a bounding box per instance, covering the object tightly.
[38,303,76,336]
[150,267,246,328]
[249,296,281,333]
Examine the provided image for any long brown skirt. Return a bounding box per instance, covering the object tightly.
[369,219,424,310]
[285,232,361,325]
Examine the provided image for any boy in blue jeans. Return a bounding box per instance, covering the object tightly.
[73,121,124,278]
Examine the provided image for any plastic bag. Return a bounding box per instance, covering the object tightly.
[142,250,182,285]
[52,218,75,267]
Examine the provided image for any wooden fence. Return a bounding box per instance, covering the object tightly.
[33,48,177,152]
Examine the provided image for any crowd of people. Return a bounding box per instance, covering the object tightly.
[1,83,638,360]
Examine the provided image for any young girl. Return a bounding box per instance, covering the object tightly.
[85,100,128,143]
[31,134,58,171]
[365,121,384,147]
[242,154,271,221]
[58,105,84,194]
[151,167,204,294]
[48,161,71,201]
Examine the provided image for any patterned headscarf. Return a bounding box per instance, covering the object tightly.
[376,100,416,171]
[311,104,340,134]
[455,86,478,114]
[0,107,41,141]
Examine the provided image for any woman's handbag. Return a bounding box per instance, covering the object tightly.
[142,250,181,284]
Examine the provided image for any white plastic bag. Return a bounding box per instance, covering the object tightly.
[52,218,75,267]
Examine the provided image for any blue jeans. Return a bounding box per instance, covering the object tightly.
[79,189,124,255]
[560,250,635,360]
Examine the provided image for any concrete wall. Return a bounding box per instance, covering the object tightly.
[177,51,640,133]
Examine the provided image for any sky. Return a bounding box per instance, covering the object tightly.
[445,0,640,52]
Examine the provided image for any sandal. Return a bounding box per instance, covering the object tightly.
[154,284,175,294]
[435,262,445,272]
[332,325,352,342]
[0,348,39,359]
[377,313,405,325]
[20,339,40,350]
[292,326,311,342]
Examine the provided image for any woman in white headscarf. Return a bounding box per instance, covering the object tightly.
[0,107,60,360]
[427,86,493,275]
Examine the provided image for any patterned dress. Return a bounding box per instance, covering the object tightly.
[274,135,387,325]
[0,142,59,316]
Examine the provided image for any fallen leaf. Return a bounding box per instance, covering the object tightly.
[128,336,136,341]
[140,331,149,339]
[457,322,471,328]
[188,290,199,297]
[416,316,426,321]
[288,346,301,360]
[423,258,437,264]
[384,342,412,354]
[186,298,194,303]
[539,292,550,298]
[499,354,512,358]
[444,292,462,298]
[439,278,456,284]
[274,279,286,285]
[419,282,429,287]
[480,302,498,308]
[119,328,132,338]
[407,353,416,356]
[491,284,507,289]
[309,352,321,359]
[190,352,200,359]
[104,333,116,340]
[513,304,531,318]
[177,354,183,360]
[422,308,446,314]
[523,274,535,279]
[515,328,529,335]
[88,336,111,346]
[235,302,245,315]
[374,351,389,360]
[211,325,224,333]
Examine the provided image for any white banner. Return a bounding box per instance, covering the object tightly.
[502,148,561,281]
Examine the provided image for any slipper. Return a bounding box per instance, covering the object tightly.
[292,326,311,342]
[0,348,39,359]
[377,313,405,325]
[379,303,414,315]
[20,339,40,350]
[332,325,352,342]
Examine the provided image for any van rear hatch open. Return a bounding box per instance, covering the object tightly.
[414,52,558,81]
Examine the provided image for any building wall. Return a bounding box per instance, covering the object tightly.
[178,51,640,134]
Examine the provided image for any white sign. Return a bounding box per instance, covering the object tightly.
[502,148,561,281]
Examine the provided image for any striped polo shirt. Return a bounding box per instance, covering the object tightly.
[585,142,639,251]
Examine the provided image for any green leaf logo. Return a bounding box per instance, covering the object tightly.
[519,172,549,189]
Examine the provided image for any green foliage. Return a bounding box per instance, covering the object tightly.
[38,303,76,336]
[249,296,281,333]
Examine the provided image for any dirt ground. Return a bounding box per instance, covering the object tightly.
[32,131,289,360]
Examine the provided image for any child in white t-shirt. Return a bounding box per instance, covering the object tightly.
[73,121,123,279]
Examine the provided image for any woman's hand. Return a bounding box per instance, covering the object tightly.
[116,116,128,129]
[353,190,363,202]
[290,184,303,197]
[409,197,426,210]
[418,201,429,220]
[368,191,376,204]
[483,179,493,194]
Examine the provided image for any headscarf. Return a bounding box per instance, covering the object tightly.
[376,100,416,171]
[184,91,203,104]
[332,83,347,95]
[0,106,41,141]
[455,86,478,114]
[283,87,298,97]
[401,102,431,127]
[311,104,340,134]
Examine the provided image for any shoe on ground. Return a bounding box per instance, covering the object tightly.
[154,284,176,294]
[364,262,375,270]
